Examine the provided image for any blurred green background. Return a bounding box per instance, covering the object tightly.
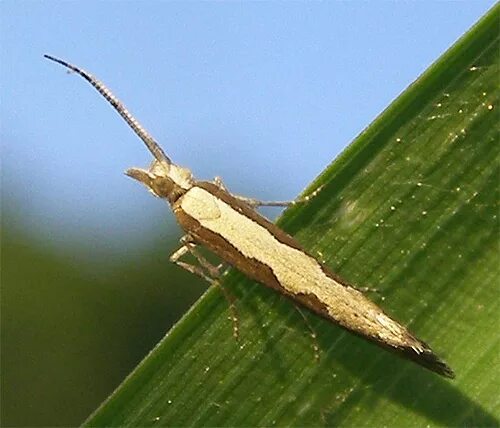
[1,2,496,426]
[2,209,206,425]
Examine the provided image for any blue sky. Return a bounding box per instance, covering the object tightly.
[1,1,495,257]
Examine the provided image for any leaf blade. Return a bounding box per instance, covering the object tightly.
[85,6,500,427]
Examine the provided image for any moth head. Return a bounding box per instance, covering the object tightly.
[42,55,195,203]
[126,160,193,204]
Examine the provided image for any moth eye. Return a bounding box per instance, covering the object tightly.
[152,177,175,199]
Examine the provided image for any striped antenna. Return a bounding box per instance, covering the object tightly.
[44,54,171,165]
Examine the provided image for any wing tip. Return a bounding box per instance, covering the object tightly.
[399,338,455,379]
[417,347,455,379]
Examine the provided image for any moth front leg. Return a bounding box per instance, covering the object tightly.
[170,235,239,338]
[170,235,224,280]
[170,242,213,283]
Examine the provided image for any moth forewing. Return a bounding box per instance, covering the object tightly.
[174,183,454,378]
[45,54,455,379]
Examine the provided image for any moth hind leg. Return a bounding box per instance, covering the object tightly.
[170,235,240,338]
[291,304,321,362]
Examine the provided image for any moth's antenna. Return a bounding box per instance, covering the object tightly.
[44,54,171,165]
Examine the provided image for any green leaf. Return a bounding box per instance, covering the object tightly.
[85,6,499,427]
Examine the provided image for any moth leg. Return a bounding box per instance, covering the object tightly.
[170,236,239,338]
[170,244,213,283]
[179,235,225,279]
[214,176,228,192]
[233,185,325,208]
[235,197,294,208]
[213,177,289,208]
[254,184,325,207]
[291,304,321,362]
[213,176,323,208]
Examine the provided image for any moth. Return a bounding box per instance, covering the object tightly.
[45,54,454,378]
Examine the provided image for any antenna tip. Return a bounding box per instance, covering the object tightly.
[44,54,63,64]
